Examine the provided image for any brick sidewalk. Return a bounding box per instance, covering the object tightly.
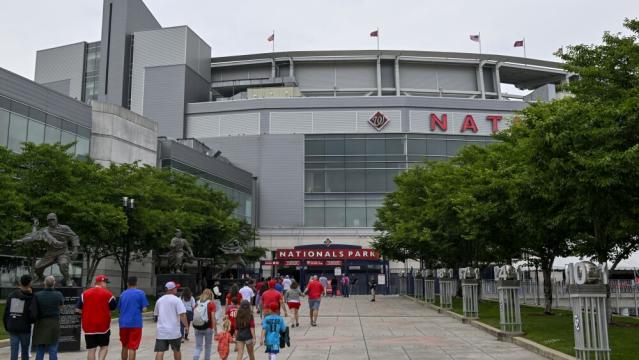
[0,295,544,359]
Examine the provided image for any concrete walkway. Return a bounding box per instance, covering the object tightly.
[1,295,544,359]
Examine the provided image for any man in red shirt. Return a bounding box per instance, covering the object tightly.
[303,275,325,326]
[76,274,117,360]
[260,279,287,317]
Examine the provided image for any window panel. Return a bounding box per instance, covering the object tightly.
[325,170,345,192]
[345,170,365,192]
[76,137,90,158]
[345,139,366,155]
[427,139,446,156]
[29,108,46,122]
[27,119,45,144]
[0,95,9,110]
[305,207,325,227]
[44,125,61,144]
[305,170,325,192]
[385,138,404,154]
[366,138,385,154]
[346,207,366,227]
[0,109,9,147]
[367,207,379,227]
[325,139,345,155]
[61,131,76,154]
[325,206,345,227]
[10,101,29,117]
[305,140,324,155]
[8,113,27,152]
[407,138,426,154]
[365,169,386,192]
[446,140,464,156]
[386,169,402,191]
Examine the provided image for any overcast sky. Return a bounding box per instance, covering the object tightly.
[1,0,638,80]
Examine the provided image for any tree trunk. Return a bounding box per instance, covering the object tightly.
[541,255,555,315]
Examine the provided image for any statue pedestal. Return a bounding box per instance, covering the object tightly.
[156,274,197,297]
[33,286,82,352]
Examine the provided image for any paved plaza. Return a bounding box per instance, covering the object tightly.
[1,295,544,360]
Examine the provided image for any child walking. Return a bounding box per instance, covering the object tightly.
[215,316,233,360]
[260,303,286,360]
[235,300,256,360]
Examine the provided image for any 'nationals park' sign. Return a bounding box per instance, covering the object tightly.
[275,248,380,261]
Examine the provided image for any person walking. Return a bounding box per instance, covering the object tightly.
[341,274,350,298]
[235,300,256,360]
[318,274,328,292]
[330,277,337,297]
[3,274,37,360]
[76,275,117,360]
[180,288,195,341]
[260,303,286,360]
[260,280,287,318]
[33,276,64,360]
[154,281,188,360]
[239,282,254,304]
[281,276,292,293]
[284,281,302,327]
[215,317,233,360]
[192,288,216,360]
[368,277,377,302]
[212,281,223,324]
[302,275,324,327]
[225,284,241,309]
[117,276,149,360]
[255,282,269,319]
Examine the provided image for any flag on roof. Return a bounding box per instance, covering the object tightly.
[370,30,379,37]
[469,34,480,42]
[267,33,274,42]
[514,39,524,47]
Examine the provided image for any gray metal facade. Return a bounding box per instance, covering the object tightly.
[34,42,86,100]
[98,0,161,107]
[0,67,92,128]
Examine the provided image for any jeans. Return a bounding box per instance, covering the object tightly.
[193,328,212,360]
[10,332,31,360]
[35,342,59,360]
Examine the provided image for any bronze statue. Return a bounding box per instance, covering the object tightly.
[14,213,80,286]
[167,229,194,273]
[212,239,247,278]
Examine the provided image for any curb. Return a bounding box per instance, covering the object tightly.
[402,295,576,360]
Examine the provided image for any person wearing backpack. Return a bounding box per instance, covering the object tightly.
[193,288,217,360]
[3,274,37,360]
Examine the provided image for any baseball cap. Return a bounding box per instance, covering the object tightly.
[268,279,277,288]
[95,275,110,283]
[165,281,177,290]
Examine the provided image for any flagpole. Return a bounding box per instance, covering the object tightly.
[376,27,380,52]
[523,37,527,58]
[479,32,482,54]
[272,29,275,54]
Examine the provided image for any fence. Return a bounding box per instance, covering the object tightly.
[389,272,639,318]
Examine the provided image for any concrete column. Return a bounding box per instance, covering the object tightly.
[395,56,401,96]
[376,55,382,96]
[495,62,503,100]
[477,61,487,99]
[289,57,295,78]
[271,58,276,78]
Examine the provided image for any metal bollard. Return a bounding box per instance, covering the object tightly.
[460,267,480,319]
[424,269,435,303]
[438,268,454,310]
[495,265,523,335]
[566,262,611,360]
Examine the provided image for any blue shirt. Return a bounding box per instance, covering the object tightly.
[262,314,286,352]
[118,288,149,328]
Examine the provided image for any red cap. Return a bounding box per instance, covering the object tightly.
[268,279,277,288]
[95,275,110,283]
[269,302,279,312]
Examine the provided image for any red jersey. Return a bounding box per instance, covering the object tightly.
[306,280,324,300]
[225,304,239,333]
[260,289,283,312]
[78,286,116,334]
[226,293,242,306]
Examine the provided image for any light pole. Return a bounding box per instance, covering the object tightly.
[122,196,134,292]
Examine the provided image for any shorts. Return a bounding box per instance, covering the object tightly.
[235,328,254,342]
[120,328,142,350]
[287,302,300,309]
[154,338,182,353]
[85,330,111,349]
[308,299,321,310]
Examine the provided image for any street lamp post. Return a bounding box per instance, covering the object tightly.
[122,196,134,292]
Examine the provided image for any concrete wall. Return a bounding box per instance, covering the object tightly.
[90,101,158,166]
[34,42,86,100]
[89,255,155,296]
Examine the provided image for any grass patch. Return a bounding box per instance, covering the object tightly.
[0,304,6,340]
[443,296,639,360]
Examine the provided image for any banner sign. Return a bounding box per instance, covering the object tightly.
[306,260,325,266]
[275,248,380,260]
[283,260,301,266]
[261,260,280,266]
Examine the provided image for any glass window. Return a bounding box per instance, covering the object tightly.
[427,139,446,155]
[367,207,379,227]
[345,170,365,192]
[46,115,62,128]
[305,207,325,227]
[325,205,345,227]
[386,169,402,191]
[305,140,324,155]
[407,138,426,154]
[366,138,385,154]
[0,95,9,110]
[76,137,90,158]
[0,109,9,147]
[366,169,386,192]
[446,140,465,156]
[325,170,345,192]
[44,125,61,144]
[27,120,45,144]
[345,139,366,155]
[29,108,46,122]
[62,120,77,133]
[305,170,325,192]
[61,131,76,154]
[325,139,345,155]
[8,113,27,152]
[385,138,404,154]
[10,101,29,117]
[346,207,366,227]
[77,126,91,138]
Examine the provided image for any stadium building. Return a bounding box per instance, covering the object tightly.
[27,0,570,284]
